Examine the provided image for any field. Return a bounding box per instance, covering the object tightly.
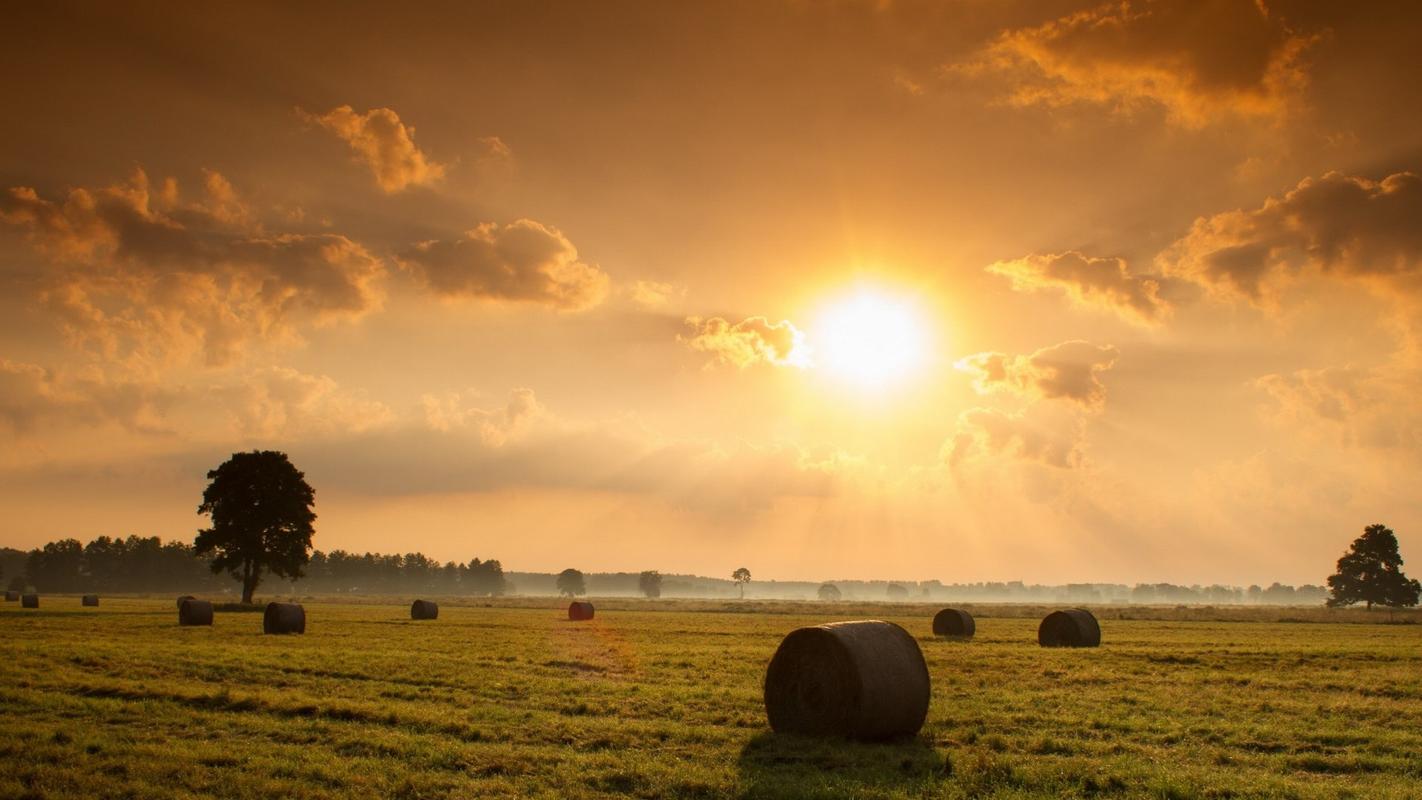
[2,598,1420,799]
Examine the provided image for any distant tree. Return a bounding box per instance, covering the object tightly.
[818,583,841,602]
[1327,524,1420,609]
[556,568,586,597]
[732,567,751,599]
[466,558,507,596]
[638,570,663,598]
[25,538,84,592]
[195,450,316,604]
[886,583,909,600]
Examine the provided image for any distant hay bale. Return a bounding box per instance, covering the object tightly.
[176,594,195,609]
[1038,608,1101,648]
[763,620,930,740]
[4,590,17,601]
[932,608,975,638]
[82,594,99,607]
[21,593,39,609]
[568,601,595,621]
[410,599,439,620]
[263,602,306,635]
[178,599,213,626]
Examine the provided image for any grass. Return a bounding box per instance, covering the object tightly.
[2,597,1420,799]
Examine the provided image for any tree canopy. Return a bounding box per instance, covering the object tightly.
[1327,524,1420,609]
[638,570,662,598]
[818,583,841,602]
[556,568,587,597]
[195,450,316,604]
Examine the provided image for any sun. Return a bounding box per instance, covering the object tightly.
[808,288,931,389]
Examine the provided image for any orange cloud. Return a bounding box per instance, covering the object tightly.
[946,407,1084,470]
[0,169,384,370]
[0,358,173,436]
[681,316,809,368]
[1159,171,1422,303]
[399,219,609,311]
[220,367,393,441]
[956,340,1120,410]
[1256,365,1422,459]
[420,388,542,445]
[309,105,446,192]
[987,251,1170,324]
[962,0,1319,127]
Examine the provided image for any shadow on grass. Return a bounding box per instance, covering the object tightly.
[737,731,945,799]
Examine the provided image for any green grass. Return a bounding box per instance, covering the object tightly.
[2,597,1420,799]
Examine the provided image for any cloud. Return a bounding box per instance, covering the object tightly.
[0,358,173,436]
[1256,365,1422,457]
[627,279,684,309]
[0,169,384,370]
[960,0,1319,127]
[945,407,1084,469]
[956,340,1120,409]
[987,251,1170,324]
[308,105,446,192]
[420,387,541,445]
[1159,171,1422,303]
[681,316,809,368]
[398,219,610,311]
[220,367,393,441]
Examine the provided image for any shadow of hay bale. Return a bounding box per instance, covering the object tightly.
[736,732,944,799]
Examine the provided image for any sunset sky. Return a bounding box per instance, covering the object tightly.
[2,0,1420,585]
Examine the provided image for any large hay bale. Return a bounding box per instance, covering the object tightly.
[179,599,213,626]
[932,608,975,638]
[21,593,39,608]
[1038,608,1101,648]
[410,599,439,620]
[82,594,100,607]
[763,619,930,740]
[4,590,17,601]
[263,602,306,634]
[568,601,595,621]
[176,594,195,609]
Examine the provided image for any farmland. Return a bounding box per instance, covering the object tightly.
[2,598,1420,799]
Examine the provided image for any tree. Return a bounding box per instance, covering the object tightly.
[886,583,909,600]
[638,570,663,598]
[195,450,316,604]
[1327,524,1420,609]
[556,568,586,597]
[818,583,841,602]
[732,567,751,599]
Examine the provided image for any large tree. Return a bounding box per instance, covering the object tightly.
[638,570,662,598]
[732,567,751,599]
[1327,524,1420,609]
[195,450,316,604]
[556,568,586,597]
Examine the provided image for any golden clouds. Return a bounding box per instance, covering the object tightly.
[0,169,384,370]
[222,367,393,441]
[988,251,1169,325]
[964,0,1318,126]
[947,408,1084,470]
[1256,366,1422,459]
[308,105,446,193]
[956,341,1120,410]
[398,220,609,311]
[681,316,809,368]
[420,388,542,446]
[1160,171,1422,303]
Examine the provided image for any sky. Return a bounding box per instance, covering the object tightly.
[2,0,1420,585]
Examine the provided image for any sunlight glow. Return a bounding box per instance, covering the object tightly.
[809,288,931,389]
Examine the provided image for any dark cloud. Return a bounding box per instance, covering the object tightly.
[398,219,609,311]
[956,340,1120,410]
[988,251,1170,324]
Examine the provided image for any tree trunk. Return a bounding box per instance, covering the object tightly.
[241,560,260,605]
[739,583,745,600]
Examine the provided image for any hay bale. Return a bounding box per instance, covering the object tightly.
[176,594,195,609]
[763,619,930,740]
[4,590,17,601]
[410,599,439,620]
[1038,608,1101,648]
[263,602,306,634]
[178,599,213,626]
[21,593,39,609]
[82,594,100,607]
[568,601,595,621]
[932,608,975,638]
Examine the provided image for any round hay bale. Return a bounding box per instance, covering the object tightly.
[178,599,213,626]
[1038,608,1101,648]
[4,590,18,601]
[263,602,306,634]
[931,608,975,638]
[21,593,39,609]
[567,601,595,621]
[176,594,195,609]
[82,594,100,607]
[410,599,439,620]
[763,619,930,740]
